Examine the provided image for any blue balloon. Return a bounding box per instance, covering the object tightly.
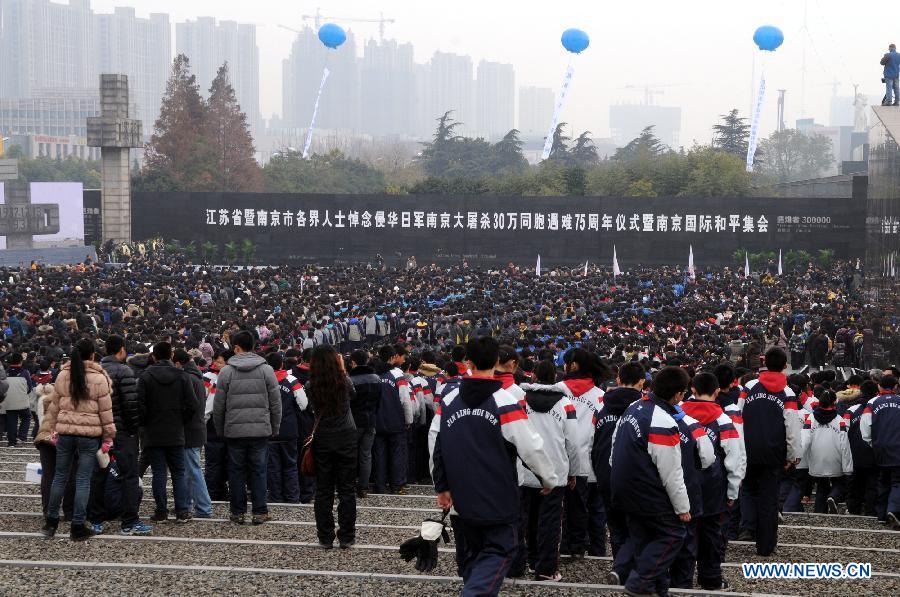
[753,25,784,52]
[318,23,347,49]
[561,28,590,54]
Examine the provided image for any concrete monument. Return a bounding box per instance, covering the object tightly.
[87,74,142,243]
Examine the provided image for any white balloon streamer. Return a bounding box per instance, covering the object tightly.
[303,67,331,159]
[541,62,576,160]
[746,56,768,172]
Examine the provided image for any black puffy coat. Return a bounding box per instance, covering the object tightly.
[100,355,140,435]
[138,360,196,447]
[349,365,382,429]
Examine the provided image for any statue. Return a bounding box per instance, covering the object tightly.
[853,92,868,133]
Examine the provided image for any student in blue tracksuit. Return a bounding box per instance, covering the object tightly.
[593,361,645,586]
[714,363,744,541]
[265,353,307,503]
[432,336,558,597]
[860,374,900,528]
[610,366,692,597]
[676,372,746,591]
[739,348,801,556]
[372,345,413,495]
[842,380,879,515]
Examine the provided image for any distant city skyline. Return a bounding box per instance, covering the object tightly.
[2,0,891,148]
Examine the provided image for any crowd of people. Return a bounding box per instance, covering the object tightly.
[0,252,897,596]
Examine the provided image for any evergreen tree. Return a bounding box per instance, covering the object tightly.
[490,129,528,176]
[712,109,750,157]
[142,55,216,191]
[613,126,666,162]
[547,122,571,162]
[417,111,461,177]
[206,63,263,192]
[571,131,599,166]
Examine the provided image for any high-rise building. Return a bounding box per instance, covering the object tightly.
[96,7,170,135]
[176,17,260,136]
[282,27,359,134]
[518,86,554,140]
[0,0,170,139]
[428,52,475,136]
[360,39,416,138]
[476,60,514,140]
[0,0,96,98]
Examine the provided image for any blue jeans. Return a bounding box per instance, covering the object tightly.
[147,445,190,515]
[184,447,213,516]
[887,78,899,105]
[227,438,269,515]
[47,435,99,525]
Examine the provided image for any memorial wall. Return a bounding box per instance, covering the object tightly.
[132,193,865,267]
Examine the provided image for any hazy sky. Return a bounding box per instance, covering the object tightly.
[91,0,896,144]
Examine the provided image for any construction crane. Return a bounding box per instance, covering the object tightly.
[617,84,687,106]
[300,7,395,41]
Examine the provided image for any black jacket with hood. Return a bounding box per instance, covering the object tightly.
[138,360,196,448]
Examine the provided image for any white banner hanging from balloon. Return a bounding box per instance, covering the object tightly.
[541,63,576,160]
[746,64,767,172]
[302,67,331,159]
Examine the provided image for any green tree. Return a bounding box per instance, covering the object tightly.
[625,179,657,197]
[586,162,632,197]
[417,111,462,177]
[785,249,813,271]
[490,129,528,176]
[757,129,834,183]
[140,54,216,191]
[570,131,599,166]
[206,63,263,192]
[733,249,749,267]
[1,144,24,159]
[263,149,385,193]
[15,156,101,187]
[546,123,571,163]
[614,126,666,162]
[818,248,835,268]
[223,241,238,263]
[712,109,750,157]
[563,167,587,196]
[183,241,197,261]
[681,147,751,197]
[164,239,181,254]
[241,239,256,264]
[201,241,217,261]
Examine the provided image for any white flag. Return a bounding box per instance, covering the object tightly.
[541,63,576,160]
[778,249,783,276]
[746,67,767,172]
[745,252,751,278]
[612,245,621,277]
[583,260,588,277]
[302,67,331,159]
[536,254,541,277]
[688,245,695,280]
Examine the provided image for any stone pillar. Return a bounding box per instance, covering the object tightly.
[87,74,142,244]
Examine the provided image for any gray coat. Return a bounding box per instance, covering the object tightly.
[213,352,281,439]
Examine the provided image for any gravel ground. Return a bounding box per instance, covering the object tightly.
[0,567,635,597]
[0,537,896,596]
